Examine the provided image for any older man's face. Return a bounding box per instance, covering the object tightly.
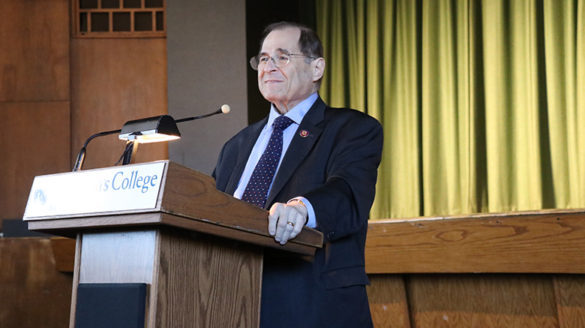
[257,27,317,113]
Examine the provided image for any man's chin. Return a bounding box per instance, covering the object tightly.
[261,93,285,104]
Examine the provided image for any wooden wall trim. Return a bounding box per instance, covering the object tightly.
[365,209,585,274]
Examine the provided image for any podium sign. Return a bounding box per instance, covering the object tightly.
[23,162,166,219]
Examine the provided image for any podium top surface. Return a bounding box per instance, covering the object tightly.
[24,161,323,256]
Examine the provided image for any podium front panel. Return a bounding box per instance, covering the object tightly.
[80,231,156,284]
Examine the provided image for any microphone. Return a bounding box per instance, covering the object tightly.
[72,104,231,171]
[175,104,230,123]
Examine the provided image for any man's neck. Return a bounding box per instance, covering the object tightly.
[271,92,319,115]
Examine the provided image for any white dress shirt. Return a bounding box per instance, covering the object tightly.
[233,93,318,228]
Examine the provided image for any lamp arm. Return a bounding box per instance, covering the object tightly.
[72,128,121,172]
[174,108,223,123]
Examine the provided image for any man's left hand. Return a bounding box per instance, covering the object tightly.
[268,200,308,245]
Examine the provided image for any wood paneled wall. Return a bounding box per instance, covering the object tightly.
[0,0,70,222]
[70,38,168,170]
[0,0,70,102]
[0,0,168,220]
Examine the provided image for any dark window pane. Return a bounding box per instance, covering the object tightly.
[155,11,164,31]
[91,12,109,32]
[80,0,98,9]
[145,0,163,8]
[113,12,131,31]
[80,12,88,33]
[124,0,141,8]
[102,0,120,9]
[134,12,152,31]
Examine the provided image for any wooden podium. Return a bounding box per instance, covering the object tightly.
[23,161,323,328]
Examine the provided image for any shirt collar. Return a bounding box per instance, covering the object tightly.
[267,93,319,126]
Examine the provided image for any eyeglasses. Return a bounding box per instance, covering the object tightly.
[249,53,317,71]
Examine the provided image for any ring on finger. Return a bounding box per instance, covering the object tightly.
[287,221,295,228]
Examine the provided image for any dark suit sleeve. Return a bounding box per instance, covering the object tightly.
[304,114,383,242]
[211,143,225,183]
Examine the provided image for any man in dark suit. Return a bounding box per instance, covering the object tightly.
[213,22,382,328]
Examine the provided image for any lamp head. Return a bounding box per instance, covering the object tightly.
[119,115,181,143]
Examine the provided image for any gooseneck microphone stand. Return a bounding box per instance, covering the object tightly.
[72,128,121,172]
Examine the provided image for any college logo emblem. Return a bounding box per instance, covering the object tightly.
[33,189,46,205]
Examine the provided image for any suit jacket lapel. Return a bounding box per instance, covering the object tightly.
[224,117,267,195]
[265,98,326,206]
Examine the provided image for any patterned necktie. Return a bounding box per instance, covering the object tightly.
[242,115,294,208]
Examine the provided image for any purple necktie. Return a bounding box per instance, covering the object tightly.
[242,115,294,208]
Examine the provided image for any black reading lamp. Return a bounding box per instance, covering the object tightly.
[118,115,181,166]
[72,105,230,172]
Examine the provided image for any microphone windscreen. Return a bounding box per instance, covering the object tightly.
[221,104,231,114]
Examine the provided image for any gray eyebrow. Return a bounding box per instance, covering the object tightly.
[258,48,292,56]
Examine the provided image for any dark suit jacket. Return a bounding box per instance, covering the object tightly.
[213,97,383,328]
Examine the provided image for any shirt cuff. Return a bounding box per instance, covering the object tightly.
[289,197,317,228]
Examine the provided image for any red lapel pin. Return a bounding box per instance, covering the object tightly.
[299,130,309,138]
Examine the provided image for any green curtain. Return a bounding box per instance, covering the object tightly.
[316,0,585,219]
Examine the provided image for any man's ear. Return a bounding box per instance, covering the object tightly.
[312,57,325,82]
